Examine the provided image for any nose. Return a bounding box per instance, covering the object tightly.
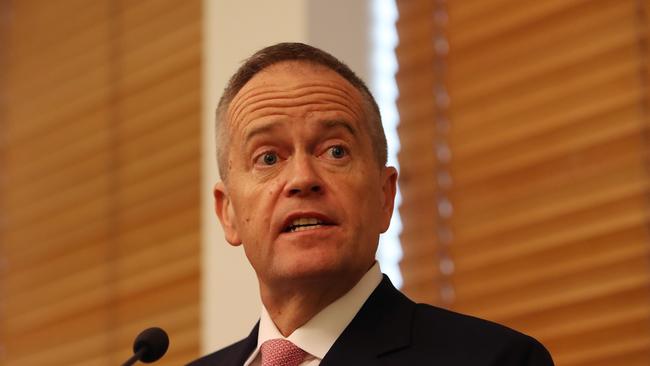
[285,154,323,197]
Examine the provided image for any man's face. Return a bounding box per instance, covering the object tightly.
[214,61,397,287]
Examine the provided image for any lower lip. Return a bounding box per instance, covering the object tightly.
[279,224,338,237]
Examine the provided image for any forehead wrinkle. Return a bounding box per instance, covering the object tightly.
[229,87,280,127]
[230,85,356,124]
[238,80,360,102]
[229,85,284,118]
[229,93,365,132]
[229,81,362,126]
[235,95,364,131]
[287,80,359,101]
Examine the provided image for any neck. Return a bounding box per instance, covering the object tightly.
[259,272,364,337]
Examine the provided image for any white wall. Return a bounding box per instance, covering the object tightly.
[307,0,371,82]
[201,0,372,354]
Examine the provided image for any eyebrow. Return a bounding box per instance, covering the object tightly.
[319,119,357,136]
[243,121,283,145]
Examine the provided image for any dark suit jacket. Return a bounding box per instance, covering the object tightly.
[187,275,554,365]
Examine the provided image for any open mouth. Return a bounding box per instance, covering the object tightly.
[283,217,333,233]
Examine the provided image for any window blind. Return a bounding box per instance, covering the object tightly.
[0,1,202,365]
[395,1,650,364]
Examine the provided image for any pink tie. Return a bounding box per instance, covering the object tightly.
[260,339,307,366]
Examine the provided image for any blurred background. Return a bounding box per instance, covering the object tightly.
[1,0,650,365]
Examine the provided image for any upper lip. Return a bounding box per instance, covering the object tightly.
[279,211,337,233]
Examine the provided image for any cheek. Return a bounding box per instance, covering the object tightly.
[237,183,282,233]
[336,181,376,222]
[353,174,385,221]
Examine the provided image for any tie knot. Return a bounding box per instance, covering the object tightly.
[260,339,307,366]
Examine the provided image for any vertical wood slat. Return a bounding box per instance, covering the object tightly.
[0,1,201,365]
[395,0,650,365]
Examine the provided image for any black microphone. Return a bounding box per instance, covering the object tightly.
[122,327,169,366]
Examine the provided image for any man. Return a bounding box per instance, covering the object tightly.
[189,43,554,366]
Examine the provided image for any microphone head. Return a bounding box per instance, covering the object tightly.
[133,327,169,363]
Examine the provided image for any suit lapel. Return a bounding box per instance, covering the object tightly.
[186,322,258,366]
[320,275,415,366]
[229,323,259,365]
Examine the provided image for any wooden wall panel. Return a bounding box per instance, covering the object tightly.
[0,1,202,365]
[395,0,650,364]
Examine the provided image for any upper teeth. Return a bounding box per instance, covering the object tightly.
[292,217,322,226]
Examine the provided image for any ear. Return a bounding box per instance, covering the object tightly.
[379,166,398,233]
[213,181,242,246]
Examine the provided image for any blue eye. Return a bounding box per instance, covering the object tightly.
[329,145,346,159]
[259,152,278,165]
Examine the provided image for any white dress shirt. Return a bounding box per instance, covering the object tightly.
[244,263,383,366]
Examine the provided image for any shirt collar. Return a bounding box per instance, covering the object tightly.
[245,263,383,364]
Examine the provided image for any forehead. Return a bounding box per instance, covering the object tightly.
[226,61,367,131]
[239,60,358,96]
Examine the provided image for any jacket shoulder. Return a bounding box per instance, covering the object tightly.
[409,304,554,365]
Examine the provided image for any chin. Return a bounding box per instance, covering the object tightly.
[275,255,348,281]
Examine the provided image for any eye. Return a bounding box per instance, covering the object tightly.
[327,145,347,159]
[256,151,279,166]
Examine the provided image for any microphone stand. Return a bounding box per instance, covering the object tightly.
[122,347,145,366]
